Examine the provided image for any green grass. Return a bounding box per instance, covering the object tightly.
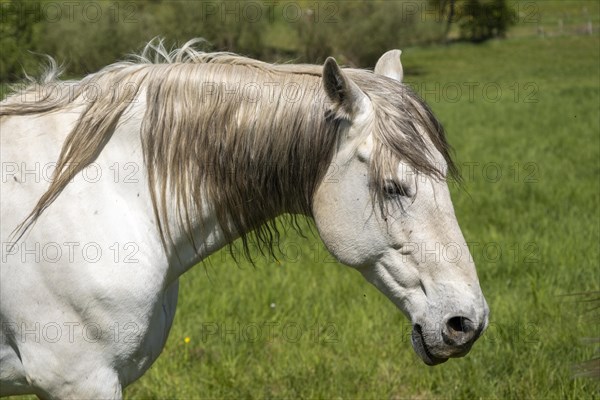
[121,34,599,398]
[3,29,598,400]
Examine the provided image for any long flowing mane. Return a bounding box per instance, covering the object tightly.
[1,39,458,259]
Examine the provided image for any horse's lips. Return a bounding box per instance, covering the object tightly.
[411,325,448,366]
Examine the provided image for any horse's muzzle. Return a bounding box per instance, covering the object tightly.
[411,313,488,366]
[411,324,448,365]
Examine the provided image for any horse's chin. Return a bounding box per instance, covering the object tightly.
[411,325,448,366]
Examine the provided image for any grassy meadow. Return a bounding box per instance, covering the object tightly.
[2,4,599,400]
[121,35,598,398]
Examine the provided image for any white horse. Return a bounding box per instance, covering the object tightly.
[0,40,488,398]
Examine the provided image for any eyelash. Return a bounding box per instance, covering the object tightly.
[383,181,411,198]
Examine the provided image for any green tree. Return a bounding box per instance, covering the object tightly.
[429,0,457,40]
[0,0,40,81]
[430,0,517,42]
[330,0,418,67]
[459,0,517,42]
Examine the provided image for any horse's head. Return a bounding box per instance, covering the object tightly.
[312,51,489,365]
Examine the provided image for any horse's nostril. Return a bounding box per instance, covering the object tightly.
[447,316,474,334]
[443,316,477,347]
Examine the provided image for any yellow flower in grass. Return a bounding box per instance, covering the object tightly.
[184,336,191,344]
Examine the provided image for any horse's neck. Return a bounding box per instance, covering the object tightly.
[163,199,236,280]
[110,67,330,281]
[107,98,235,282]
[3,82,249,285]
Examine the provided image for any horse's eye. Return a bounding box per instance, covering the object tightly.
[384,181,410,198]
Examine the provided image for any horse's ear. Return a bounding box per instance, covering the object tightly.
[374,50,404,82]
[322,57,367,120]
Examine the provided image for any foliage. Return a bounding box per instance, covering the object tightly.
[0,0,523,81]
[0,0,473,81]
[429,0,518,42]
[331,1,428,66]
[0,0,39,81]
[458,0,517,42]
